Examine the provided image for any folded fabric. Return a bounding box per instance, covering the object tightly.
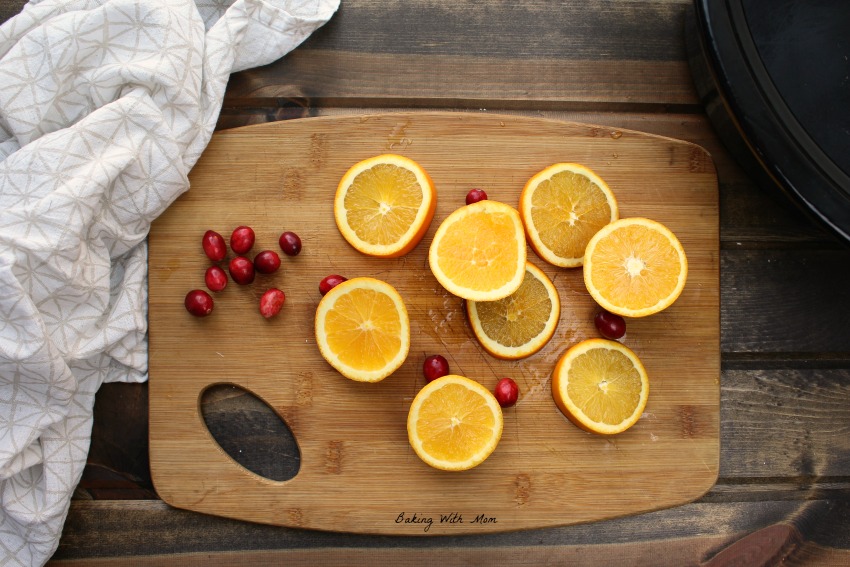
[0,0,338,564]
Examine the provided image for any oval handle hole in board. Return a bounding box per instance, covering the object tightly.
[200,384,300,482]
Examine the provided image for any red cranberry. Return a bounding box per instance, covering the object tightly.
[230,226,255,255]
[465,188,488,205]
[254,250,281,274]
[423,354,450,382]
[184,289,213,317]
[202,230,226,262]
[279,231,302,256]
[228,256,255,285]
[319,274,347,296]
[594,309,626,340]
[205,265,228,292]
[259,288,286,318]
[494,378,518,408]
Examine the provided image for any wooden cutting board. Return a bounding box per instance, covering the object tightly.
[148,112,719,535]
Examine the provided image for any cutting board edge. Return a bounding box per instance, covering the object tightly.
[147,467,722,536]
[214,110,717,167]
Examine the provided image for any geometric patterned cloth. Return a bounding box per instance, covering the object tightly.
[0,0,337,564]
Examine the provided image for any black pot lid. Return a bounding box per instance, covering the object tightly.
[689,0,850,242]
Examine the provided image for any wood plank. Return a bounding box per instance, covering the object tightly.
[721,250,850,353]
[227,51,697,110]
[146,112,720,534]
[225,0,698,109]
[49,538,850,567]
[0,0,22,24]
[46,544,732,567]
[50,499,850,561]
[719,369,850,480]
[87,383,150,489]
[306,0,691,60]
[200,385,300,482]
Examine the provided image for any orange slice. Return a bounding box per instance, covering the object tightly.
[334,154,436,258]
[314,277,410,382]
[466,262,560,360]
[428,200,527,301]
[407,375,503,471]
[583,217,688,318]
[552,338,649,435]
[519,163,618,267]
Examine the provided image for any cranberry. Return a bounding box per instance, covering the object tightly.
[594,309,626,340]
[202,230,226,262]
[319,274,347,296]
[205,265,228,292]
[494,377,518,408]
[423,354,450,382]
[228,256,255,285]
[259,288,286,318]
[279,231,302,256]
[254,250,281,274]
[230,226,255,255]
[465,188,488,205]
[184,289,213,317]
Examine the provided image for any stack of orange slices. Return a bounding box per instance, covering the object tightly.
[465,262,560,360]
[519,163,618,268]
[428,200,527,301]
[552,338,649,435]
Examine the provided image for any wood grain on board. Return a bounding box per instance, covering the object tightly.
[147,112,719,534]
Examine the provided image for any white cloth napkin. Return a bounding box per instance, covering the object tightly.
[0,0,338,564]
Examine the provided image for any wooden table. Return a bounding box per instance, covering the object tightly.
[3,0,850,564]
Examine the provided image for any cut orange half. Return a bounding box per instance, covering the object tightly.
[552,338,649,435]
[583,217,688,318]
[314,277,410,382]
[428,200,527,301]
[407,375,504,471]
[519,163,618,267]
[466,262,560,360]
[334,154,436,258]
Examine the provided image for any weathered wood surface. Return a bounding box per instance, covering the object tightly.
[223,0,700,110]
[1,0,849,563]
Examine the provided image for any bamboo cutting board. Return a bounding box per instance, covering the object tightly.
[148,112,719,535]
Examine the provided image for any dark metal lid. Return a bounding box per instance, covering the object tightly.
[688,0,850,242]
